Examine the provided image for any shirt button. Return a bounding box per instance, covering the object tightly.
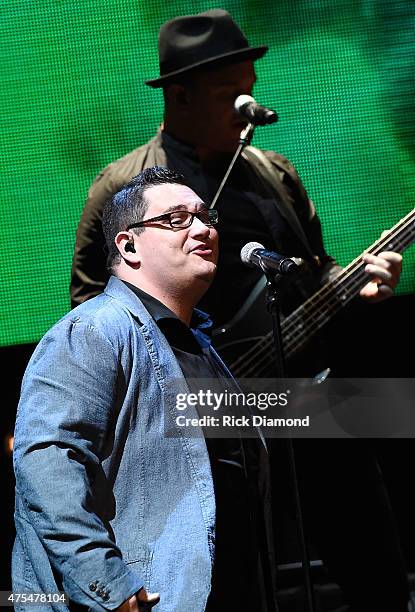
[102,592,110,601]
[89,582,97,592]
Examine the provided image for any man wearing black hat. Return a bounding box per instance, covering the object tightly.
[71,8,401,317]
[70,9,408,612]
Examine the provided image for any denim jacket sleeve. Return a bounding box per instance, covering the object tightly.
[13,316,144,610]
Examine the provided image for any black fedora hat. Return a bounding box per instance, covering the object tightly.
[145,9,268,88]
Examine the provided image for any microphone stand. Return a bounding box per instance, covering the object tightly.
[210,119,316,611]
[265,270,316,612]
[209,123,255,209]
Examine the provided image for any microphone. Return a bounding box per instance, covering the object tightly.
[240,242,298,276]
[234,95,278,126]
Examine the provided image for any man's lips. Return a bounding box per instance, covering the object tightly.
[190,244,213,256]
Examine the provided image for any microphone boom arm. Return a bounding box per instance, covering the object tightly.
[210,123,255,210]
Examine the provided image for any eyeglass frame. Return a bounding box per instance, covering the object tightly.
[126,208,219,231]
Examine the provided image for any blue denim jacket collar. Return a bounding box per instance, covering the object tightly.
[104,275,157,324]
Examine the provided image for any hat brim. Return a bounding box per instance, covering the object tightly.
[145,45,268,88]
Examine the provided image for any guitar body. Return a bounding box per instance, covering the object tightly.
[212,277,330,378]
[212,276,270,360]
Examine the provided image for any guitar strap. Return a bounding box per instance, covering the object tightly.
[242,146,316,261]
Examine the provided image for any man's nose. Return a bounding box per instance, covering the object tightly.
[189,216,211,237]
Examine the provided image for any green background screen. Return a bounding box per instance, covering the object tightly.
[2,0,415,346]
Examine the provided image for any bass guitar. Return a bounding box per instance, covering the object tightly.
[213,208,415,377]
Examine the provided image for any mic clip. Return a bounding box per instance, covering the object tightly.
[239,123,255,146]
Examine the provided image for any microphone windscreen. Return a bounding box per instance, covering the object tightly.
[240,241,264,264]
[234,94,255,112]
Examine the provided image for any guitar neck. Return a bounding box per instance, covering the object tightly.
[283,207,415,360]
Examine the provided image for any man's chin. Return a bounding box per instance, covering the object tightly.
[195,262,217,285]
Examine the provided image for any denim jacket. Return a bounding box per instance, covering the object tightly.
[13,277,222,611]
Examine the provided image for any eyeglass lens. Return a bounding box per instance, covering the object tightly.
[170,210,218,227]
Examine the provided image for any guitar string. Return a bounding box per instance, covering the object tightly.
[228,211,415,378]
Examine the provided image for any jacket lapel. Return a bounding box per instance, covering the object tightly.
[243,146,315,260]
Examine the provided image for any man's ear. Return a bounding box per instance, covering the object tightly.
[166,83,190,110]
[115,232,141,264]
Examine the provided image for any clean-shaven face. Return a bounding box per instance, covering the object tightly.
[134,182,219,296]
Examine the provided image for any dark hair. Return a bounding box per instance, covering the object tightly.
[102,166,187,269]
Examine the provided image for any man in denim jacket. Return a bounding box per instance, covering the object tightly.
[13,167,276,612]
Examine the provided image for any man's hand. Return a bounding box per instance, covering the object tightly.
[360,250,402,303]
[117,588,160,612]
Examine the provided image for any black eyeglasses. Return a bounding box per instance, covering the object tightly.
[127,208,219,230]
